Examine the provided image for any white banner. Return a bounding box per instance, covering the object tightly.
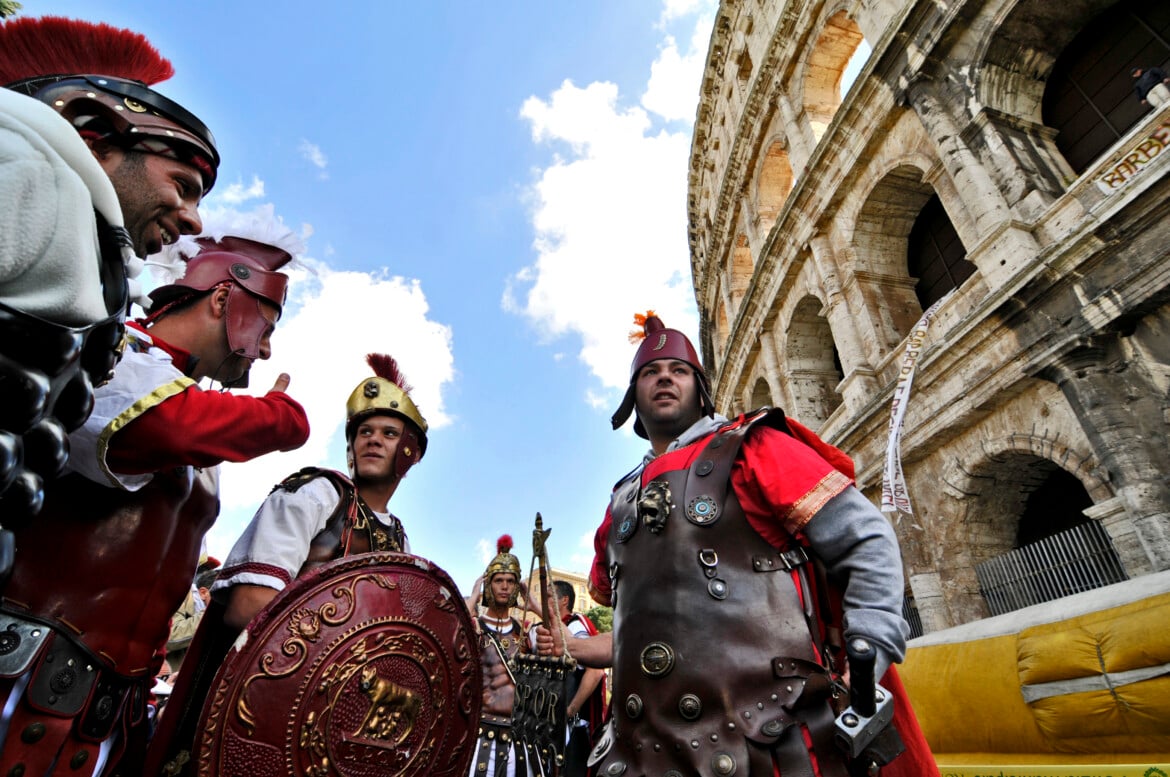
[881,292,951,514]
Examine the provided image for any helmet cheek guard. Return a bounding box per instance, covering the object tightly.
[222,267,288,361]
[394,423,425,481]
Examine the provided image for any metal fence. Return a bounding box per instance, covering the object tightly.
[975,520,1128,617]
[902,596,924,640]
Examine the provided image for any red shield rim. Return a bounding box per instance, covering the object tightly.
[196,552,481,777]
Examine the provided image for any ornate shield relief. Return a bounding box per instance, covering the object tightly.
[197,552,481,777]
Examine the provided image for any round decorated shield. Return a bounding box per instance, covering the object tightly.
[196,552,481,777]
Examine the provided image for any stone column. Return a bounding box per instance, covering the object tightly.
[903,77,1041,285]
[757,331,785,402]
[1041,336,1170,572]
[776,93,814,173]
[806,234,878,412]
[903,76,1011,236]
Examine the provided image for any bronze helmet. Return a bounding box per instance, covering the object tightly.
[480,535,522,609]
[0,16,219,192]
[345,354,428,481]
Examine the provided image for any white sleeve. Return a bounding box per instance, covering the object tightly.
[213,477,341,595]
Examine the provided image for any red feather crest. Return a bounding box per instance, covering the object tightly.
[0,16,174,87]
[496,535,514,554]
[366,353,413,394]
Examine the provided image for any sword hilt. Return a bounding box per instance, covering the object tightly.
[847,637,876,717]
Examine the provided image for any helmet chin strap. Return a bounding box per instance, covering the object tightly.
[208,349,251,390]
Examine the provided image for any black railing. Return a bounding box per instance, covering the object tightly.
[902,596,924,640]
[975,521,1128,617]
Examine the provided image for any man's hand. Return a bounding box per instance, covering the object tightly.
[535,626,614,668]
[534,622,566,657]
[269,372,292,394]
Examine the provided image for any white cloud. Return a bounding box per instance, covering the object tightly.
[660,0,716,25]
[214,175,266,205]
[298,139,329,179]
[643,14,714,122]
[510,8,714,393]
[567,528,596,573]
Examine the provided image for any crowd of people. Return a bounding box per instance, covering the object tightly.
[0,13,934,777]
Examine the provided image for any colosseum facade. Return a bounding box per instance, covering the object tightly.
[688,0,1170,634]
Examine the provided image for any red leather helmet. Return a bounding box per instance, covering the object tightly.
[0,17,219,192]
[148,236,291,365]
[611,312,715,438]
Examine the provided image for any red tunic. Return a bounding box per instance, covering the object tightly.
[0,324,309,776]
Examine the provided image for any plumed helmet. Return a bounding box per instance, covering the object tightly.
[345,354,428,480]
[611,310,715,439]
[147,237,292,385]
[145,208,303,387]
[0,16,219,192]
[480,535,522,609]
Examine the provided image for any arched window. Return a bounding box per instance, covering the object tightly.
[750,377,772,409]
[907,195,976,310]
[1043,0,1170,173]
[756,141,793,232]
[803,11,866,139]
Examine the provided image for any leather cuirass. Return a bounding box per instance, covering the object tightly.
[1,465,217,676]
[599,416,842,777]
[284,468,407,578]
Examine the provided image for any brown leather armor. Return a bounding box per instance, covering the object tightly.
[0,465,216,776]
[278,467,406,578]
[598,416,847,777]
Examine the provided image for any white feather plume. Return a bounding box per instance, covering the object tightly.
[144,204,307,286]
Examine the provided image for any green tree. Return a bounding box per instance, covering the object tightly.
[585,605,613,633]
[0,2,22,18]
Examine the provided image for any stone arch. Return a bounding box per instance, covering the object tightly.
[728,233,753,313]
[783,295,843,427]
[750,376,772,409]
[932,434,1114,619]
[755,139,793,233]
[801,9,866,140]
[849,162,939,347]
[942,433,1112,508]
[975,0,1129,122]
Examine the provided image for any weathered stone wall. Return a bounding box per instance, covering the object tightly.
[689,0,1170,631]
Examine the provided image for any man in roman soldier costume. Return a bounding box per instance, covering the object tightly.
[0,16,219,532]
[538,312,937,777]
[215,351,428,624]
[470,536,534,777]
[0,216,310,776]
[148,352,429,774]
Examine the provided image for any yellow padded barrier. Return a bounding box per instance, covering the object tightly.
[902,592,1170,760]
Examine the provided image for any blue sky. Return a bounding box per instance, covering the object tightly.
[38,0,716,593]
